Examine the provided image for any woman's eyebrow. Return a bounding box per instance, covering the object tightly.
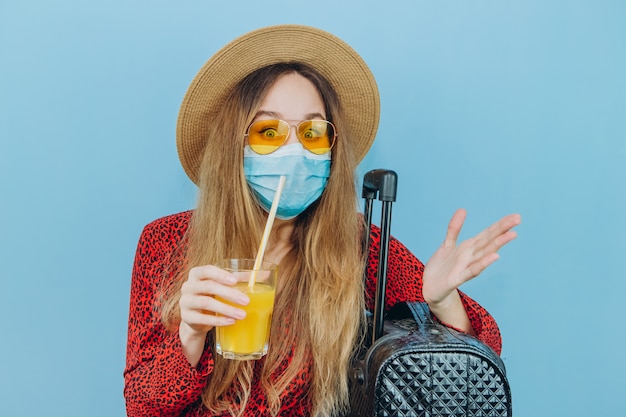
[255,110,281,119]
[254,110,326,120]
[305,112,326,120]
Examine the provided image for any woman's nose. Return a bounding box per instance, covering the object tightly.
[285,124,299,145]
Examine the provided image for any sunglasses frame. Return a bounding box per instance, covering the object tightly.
[245,119,337,155]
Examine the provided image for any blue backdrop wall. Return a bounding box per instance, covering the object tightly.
[1,1,624,416]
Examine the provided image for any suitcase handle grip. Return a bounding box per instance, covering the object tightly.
[362,169,398,202]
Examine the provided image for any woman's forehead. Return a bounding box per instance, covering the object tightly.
[257,73,326,120]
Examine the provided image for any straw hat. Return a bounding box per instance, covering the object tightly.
[176,24,380,184]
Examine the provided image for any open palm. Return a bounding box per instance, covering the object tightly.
[422,209,521,306]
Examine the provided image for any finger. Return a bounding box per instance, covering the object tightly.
[490,229,518,252]
[471,214,521,252]
[468,228,518,264]
[182,277,250,306]
[443,208,467,248]
[186,276,250,301]
[181,309,238,328]
[188,265,237,285]
[488,214,522,237]
[183,294,247,320]
[466,227,519,278]
[466,253,500,280]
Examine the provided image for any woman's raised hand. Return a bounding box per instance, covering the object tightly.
[178,265,250,366]
[422,209,521,308]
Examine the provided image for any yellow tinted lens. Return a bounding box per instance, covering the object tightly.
[297,121,335,154]
[247,120,289,154]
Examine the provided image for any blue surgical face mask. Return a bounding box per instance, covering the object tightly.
[243,143,331,220]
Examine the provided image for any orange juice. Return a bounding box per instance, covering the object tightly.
[216,282,276,359]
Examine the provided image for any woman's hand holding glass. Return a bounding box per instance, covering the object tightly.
[178,265,250,366]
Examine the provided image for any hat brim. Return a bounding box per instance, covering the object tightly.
[176,24,380,184]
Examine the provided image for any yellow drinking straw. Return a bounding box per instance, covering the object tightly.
[249,175,286,288]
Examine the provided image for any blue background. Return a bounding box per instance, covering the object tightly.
[1,1,624,416]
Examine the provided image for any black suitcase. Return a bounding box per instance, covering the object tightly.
[348,169,512,417]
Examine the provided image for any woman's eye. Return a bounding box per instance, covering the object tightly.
[302,129,319,140]
[261,128,278,139]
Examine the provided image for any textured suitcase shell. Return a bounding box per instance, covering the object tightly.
[348,303,512,416]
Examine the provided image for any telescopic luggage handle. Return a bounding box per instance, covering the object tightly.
[361,169,397,343]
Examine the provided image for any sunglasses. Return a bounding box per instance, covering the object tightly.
[245,119,337,155]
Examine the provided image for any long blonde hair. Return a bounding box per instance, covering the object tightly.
[161,63,366,417]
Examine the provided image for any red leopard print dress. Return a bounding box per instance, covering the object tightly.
[124,211,502,416]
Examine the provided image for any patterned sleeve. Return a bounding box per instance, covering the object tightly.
[364,225,503,355]
[123,213,214,416]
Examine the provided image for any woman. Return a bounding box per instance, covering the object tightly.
[124,25,520,417]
